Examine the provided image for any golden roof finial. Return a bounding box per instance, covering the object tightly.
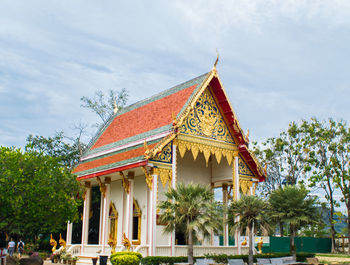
[213,49,219,70]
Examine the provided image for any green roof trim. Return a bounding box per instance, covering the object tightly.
[75,155,146,177]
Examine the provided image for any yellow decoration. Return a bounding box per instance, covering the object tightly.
[177,139,236,167]
[179,89,235,143]
[122,233,132,251]
[108,202,118,254]
[142,166,153,190]
[258,237,263,253]
[240,179,253,195]
[96,176,106,198]
[50,234,57,253]
[154,167,172,188]
[59,233,66,249]
[119,172,130,194]
[150,142,172,164]
[238,156,255,178]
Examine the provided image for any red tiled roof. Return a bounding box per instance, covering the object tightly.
[73,142,158,174]
[92,84,198,150]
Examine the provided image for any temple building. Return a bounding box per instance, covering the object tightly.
[66,66,266,259]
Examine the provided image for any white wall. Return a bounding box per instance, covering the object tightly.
[211,157,233,183]
[156,180,171,245]
[110,180,124,245]
[177,149,211,186]
[133,175,148,245]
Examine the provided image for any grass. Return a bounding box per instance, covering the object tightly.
[316,253,350,258]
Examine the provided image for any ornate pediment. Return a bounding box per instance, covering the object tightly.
[238,156,254,178]
[179,89,235,144]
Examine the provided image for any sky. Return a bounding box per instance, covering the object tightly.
[1,0,350,148]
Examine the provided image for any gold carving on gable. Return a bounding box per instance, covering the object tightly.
[239,156,254,178]
[180,89,234,143]
[150,142,172,164]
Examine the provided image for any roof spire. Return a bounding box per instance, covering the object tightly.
[213,49,219,71]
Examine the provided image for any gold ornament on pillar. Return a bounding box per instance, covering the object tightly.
[142,166,153,190]
[119,172,130,194]
[239,179,253,195]
[96,176,106,198]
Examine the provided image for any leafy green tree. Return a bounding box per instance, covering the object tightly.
[228,195,269,265]
[253,122,307,236]
[80,88,129,127]
[158,182,221,265]
[0,146,83,238]
[301,118,339,251]
[269,185,318,259]
[329,120,350,253]
[26,131,86,170]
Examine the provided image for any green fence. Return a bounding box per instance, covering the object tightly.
[219,236,331,253]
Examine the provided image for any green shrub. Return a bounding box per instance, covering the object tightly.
[140,253,316,265]
[110,252,142,265]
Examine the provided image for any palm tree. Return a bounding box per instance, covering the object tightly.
[269,185,318,259]
[228,195,269,265]
[159,182,221,265]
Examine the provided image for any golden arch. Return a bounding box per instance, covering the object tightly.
[108,202,118,249]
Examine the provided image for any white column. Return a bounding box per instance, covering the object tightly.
[125,176,134,240]
[66,222,73,246]
[234,155,241,254]
[101,178,111,254]
[99,192,104,245]
[170,144,177,256]
[148,174,158,256]
[81,182,91,255]
[222,184,229,246]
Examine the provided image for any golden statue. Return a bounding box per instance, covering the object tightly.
[241,237,247,246]
[257,237,263,254]
[107,235,117,254]
[122,233,132,251]
[50,234,57,253]
[59,233,66,249]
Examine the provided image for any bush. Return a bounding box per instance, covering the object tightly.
[140,256,191,265]
[140,253,316,265]
[110,252,142,265]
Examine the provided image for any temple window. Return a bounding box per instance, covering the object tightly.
[108,202,118,245]
[132,199,141,245]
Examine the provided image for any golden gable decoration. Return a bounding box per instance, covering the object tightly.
[179,89,234,143]
[238,156,255,178]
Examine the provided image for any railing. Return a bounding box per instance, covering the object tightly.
[67,244,249,257]
[134,245,149,256]
[66,245,81,256]
[156,246,171,256]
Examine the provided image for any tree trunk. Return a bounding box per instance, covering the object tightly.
[328,178,336,253]
[188,225,194,265]
[347,201,350,254]
[290,226,296,260]
[279,222,284,237]
[248,223,254,265]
